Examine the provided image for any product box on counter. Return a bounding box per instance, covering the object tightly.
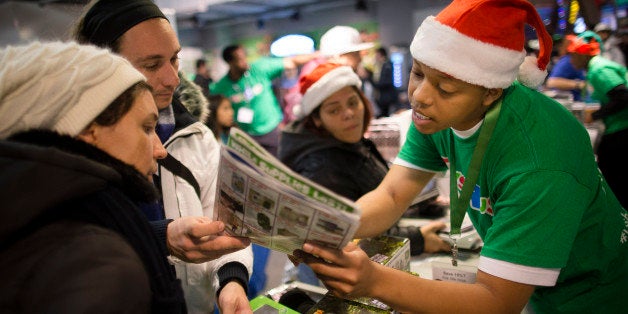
[250,295,299,314]
[357,235,411,271]
[306,293,391,314]
[307,235,413,313]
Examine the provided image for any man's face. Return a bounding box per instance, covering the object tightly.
[407,60,500,134]
[569,53,591,70]
[118,18,181,110]
[334,51,362,71]
[229,47,250,74]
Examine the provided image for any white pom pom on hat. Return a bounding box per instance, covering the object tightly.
[409,0,551,89]
[0,41,146,139]
[293,63,362,120]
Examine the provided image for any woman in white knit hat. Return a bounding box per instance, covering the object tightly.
[279,62,450,285]
[294,0,626,313]
[0,41,187,312]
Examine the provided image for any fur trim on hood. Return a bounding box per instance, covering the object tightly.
[175,72,209,123]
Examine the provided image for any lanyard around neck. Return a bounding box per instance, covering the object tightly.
[448,100,502,236]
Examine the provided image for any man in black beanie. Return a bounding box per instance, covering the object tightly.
[73,1,253,313]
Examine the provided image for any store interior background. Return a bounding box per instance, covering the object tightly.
[1,0,620,83]
[0,0,624,293]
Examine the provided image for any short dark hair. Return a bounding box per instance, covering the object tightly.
[376,47,388,58]
[93,81,153,126]
[222,45,241,63]
[196,59,206,69]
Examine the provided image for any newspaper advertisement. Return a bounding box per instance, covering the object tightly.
[213,128,361,254]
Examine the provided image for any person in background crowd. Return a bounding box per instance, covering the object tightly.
[373,46,399,117]
[294,1,627,313]
[282,25,375,125]
[211,44,316,157]
[206,94,234,144]
[545,34,587,101]
[569,31,628,210]
[594,22,626,67]
[73,1,253,313]
[617,28,628,63]
[280,63,450,285]
[356,63,380,117]
[0,41,185,313]
[194,58,213,99]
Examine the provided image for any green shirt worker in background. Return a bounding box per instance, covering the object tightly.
[570,31,628,210]
[294,0,627,313]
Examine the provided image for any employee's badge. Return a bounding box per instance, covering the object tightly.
[237,107,254,124]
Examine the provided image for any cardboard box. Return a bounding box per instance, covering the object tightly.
[250,295,299,314]
[307,235,413,313]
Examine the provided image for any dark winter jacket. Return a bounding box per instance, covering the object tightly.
[279,120,388,201]
[0,130,186,313]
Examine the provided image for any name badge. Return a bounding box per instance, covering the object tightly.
[431,260,477,284]
[237,107,254,124]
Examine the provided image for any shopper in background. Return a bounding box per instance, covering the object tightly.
[594,22,626,67]
[373,46,399,117]
[570,31,628,210]
[211,44,316,157]
[280,63,450,285]
[545,42,587,101]
[194,58,213,99]
[295,1,627,312]
[356,63,380,117]
[617,28,628,63]
[282,25,375,125]
[73,0,253,313]
[0,41,184,313]
[206,94,235,144]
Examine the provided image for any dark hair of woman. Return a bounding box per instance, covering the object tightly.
[92,81,153,127]
[206,94,231,138]
[303,86,373,137]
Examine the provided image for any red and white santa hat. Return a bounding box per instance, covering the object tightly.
[410,0,552,89]
[293,63,362,119]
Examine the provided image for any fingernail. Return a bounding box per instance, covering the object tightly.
[303,243,313,252]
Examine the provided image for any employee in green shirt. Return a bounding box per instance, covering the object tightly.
[571,31,628,209]
[294,1,627,313]
[211,45,316,156]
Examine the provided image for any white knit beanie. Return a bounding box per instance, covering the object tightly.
[0,41,146,139]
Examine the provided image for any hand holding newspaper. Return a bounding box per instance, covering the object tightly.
[213,128,361,254]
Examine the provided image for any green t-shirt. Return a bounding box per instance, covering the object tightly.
[398,83,627,313]
[211,57,285,136]
[587,55,628,134]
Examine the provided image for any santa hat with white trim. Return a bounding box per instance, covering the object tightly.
[293,63,362,119]
[410,0,552,89]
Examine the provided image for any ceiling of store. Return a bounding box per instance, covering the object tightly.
[4,0,365,27]
[157,0,365,28]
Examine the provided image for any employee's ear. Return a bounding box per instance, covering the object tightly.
[76,123,98,144]
[483,88,503,107]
